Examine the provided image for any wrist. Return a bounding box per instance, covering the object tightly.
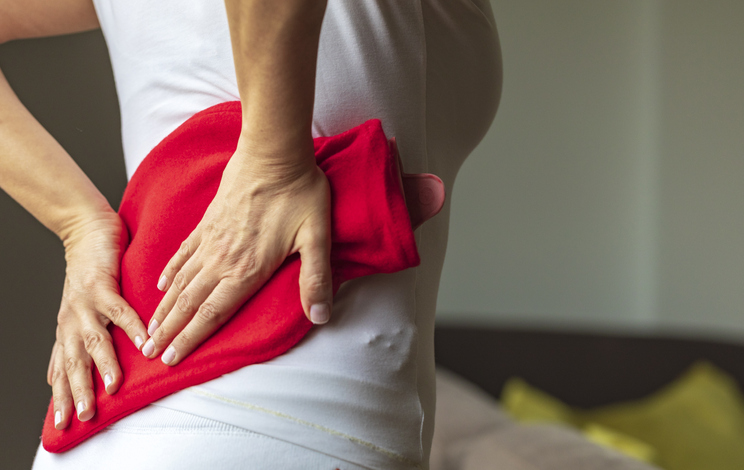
[238,112,313,153]
[58,206,121,250]
[229,129,317,179]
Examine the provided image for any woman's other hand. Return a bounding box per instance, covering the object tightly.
[48,212,149,429]
[142,140,332,366]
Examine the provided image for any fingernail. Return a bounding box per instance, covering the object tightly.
[142,338,155,357]
[76,400,86,418]
[104,374,113,392]
[54,410,62,428]
[147,319,159,336]
[135,335,144,350]
[161,346,176,365]
[310,303,330,325]
[157,275,167,291]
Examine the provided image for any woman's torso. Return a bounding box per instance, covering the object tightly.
[93,0,501,468]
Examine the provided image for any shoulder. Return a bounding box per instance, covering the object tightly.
[0,0,98,45]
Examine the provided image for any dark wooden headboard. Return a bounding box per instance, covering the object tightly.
[434,326,744,407]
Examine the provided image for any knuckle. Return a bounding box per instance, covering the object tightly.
[52,366,66,383]
[71,385,90,400]
[304,272,331,296]
[101,301,126,324]
[176,291,192,313]
[64,356,86,374]
[179,240,191,256]
[151,323,172,345]
[83,330,108,353]
[176,328,194,347]
[79,277,96,292]
[151,326,166,345]
[56,309,72,327]
[98,359,117,374]
[119,316,139,335]
[174,271,188,291]
[196,302,222,325]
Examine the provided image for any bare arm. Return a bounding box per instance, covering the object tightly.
[0,69,111,241]
[225,0,326,163]
[0,0,103,236]
[143,0,333,365]
[0,0,98,44]
[0,0,148,429]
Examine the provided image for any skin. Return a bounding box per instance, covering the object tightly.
[141,0,334,366]
[2,0,436,434]
[0,0,145,431]
[0,0,334,429]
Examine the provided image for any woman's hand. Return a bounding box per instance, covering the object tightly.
[141,140,332,366]
[139,0,333,366]
[48,212,149,429]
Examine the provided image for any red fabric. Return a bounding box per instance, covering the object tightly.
[41,101,420,452]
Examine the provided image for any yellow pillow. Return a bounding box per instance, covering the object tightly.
[502,362,744,470]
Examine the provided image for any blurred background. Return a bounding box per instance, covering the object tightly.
[2,0,744,467]
[439,0,744,338]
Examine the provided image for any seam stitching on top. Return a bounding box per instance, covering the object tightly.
[186,387,421,468]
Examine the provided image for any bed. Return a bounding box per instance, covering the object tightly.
[431,325,744,470]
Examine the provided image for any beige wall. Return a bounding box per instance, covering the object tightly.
[437,0,744,340]
[656,0,744,338]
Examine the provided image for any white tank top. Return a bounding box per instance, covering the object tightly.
[92,0,501,468]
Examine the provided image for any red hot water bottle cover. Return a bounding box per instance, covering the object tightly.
[42,101,421,452]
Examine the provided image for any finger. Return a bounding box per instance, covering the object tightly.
[51,344,73,430]
[95,291,148,351]
[143,268,215,359]
[47,341,58,386]
[160,278,246,366]
[402,174,446,230]
[81,322,123,395]
[155,231,201,294]
[390,136,446,230]
[63,337,96,422]
[148,244,203,337]
[297,219,333,325]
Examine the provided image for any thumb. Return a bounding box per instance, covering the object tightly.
[298,222,333,325]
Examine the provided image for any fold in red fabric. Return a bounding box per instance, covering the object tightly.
[42,101,421,452]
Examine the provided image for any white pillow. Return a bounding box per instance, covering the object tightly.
[431,368,514,470]
[431,369,658,470]
[453,424,659,470]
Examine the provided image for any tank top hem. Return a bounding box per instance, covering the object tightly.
[152,387,425,470]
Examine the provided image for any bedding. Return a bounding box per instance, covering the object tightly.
[432,368,657,470]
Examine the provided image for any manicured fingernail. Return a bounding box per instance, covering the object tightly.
[142,338,155,357]
[147,319,159,336]
[54,410,62,427]
[161,346,176,365]
[157,275,167,291]
[310,303,330,325]
[104,374,113,392]
[135,335,144,350]
[77,401,86,418]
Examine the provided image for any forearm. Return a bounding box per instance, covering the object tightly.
[0,67,114,244]
[224,0,327,169]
